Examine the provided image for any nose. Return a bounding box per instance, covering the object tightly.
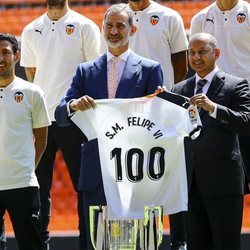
[110,27,118,34]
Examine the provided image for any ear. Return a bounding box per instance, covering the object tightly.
[14,50,20,63]
[130,25,137,37]
[215,48,220,60]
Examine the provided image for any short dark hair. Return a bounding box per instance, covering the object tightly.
[104,3,135,27]
[0,33,19,54]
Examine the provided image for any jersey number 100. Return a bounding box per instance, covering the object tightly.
[111,147,165,182]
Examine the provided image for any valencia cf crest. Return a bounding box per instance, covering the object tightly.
[150,15,160,26]
[14,91,24,103]
[66,24,75,35]
[236,13,246,23]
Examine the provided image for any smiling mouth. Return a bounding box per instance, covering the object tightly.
[108,36,120,40]
[193,61,203,66]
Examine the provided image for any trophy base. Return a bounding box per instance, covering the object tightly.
[104,219,141,250]
[90,206,163,250]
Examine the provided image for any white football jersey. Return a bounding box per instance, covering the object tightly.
[71,92,201,219]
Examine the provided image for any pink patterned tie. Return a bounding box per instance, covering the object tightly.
[108,57,120,98]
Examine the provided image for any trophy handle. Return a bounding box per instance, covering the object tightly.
[89,206,104,250]
[144,205,164,249]
[156,206,164,247]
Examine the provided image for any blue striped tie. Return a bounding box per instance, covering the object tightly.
[196,79,208,94]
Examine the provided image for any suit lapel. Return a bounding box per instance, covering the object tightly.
[206,71,225,101]
[91,54,109,98]
[182,71,225,99]
[200,71,225,117]
[182,76,196,98]
[116,51,142,98]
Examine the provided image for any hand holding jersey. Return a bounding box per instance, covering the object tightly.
[68,85,167,113]
[69,95,96,112]
[189,93,216,113]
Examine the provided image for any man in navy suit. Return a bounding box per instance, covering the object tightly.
[55,3,163,249]
[172,33,250,250]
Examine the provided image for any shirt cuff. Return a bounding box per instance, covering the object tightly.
[67,99,76,116]
[209,104,217,118]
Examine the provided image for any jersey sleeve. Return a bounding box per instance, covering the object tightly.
[32,86,51,128]
[81,21,101,61]
[20,27,36,67]
[167,12,188,54]
[186,105,202,139]
[71,110,97,141]
[189,12,204,37]
[70,101,110,141]
[157,91,202,139]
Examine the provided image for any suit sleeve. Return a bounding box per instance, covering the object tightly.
[216,79,250,135]
[146,63,164,94]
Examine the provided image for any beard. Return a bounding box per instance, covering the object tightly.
[105,33,131,49]
[0,64,13,80]
[105,39,123,49]
[47,0,66,8]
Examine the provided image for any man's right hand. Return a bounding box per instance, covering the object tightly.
[69,95,95,112]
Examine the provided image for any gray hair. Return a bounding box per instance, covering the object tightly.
[189,33,218,51]
[104,3,135,27]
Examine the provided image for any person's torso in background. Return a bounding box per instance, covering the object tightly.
[190,1,250,84]
[128,1,188,90]
[21,10,100,120]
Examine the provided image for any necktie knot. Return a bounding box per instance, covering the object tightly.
[196,79,208,94]
[112,56,120,64]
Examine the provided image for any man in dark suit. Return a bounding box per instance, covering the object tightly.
[172,33,250,250]
[55,3,163,249]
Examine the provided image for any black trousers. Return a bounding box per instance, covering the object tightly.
[0,187,43,250]
[169,212,186,246]
[239,135,250,184]
[187,181,243,250]
[0,209,6,249]
[35,122,87,249]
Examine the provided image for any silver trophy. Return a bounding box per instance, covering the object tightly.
[89,205,163,250]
